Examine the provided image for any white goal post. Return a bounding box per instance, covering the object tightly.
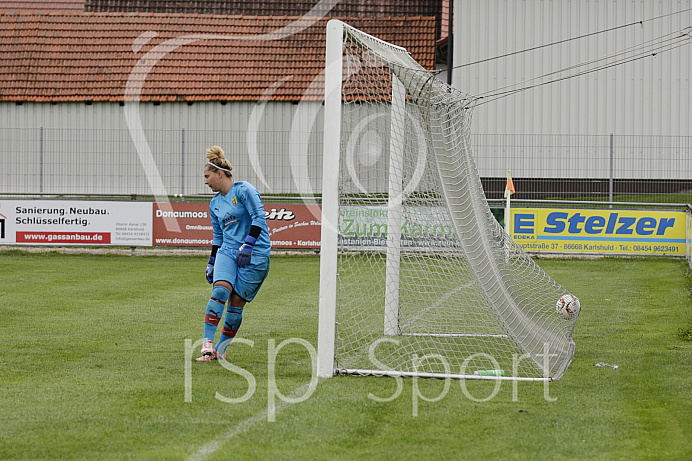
[317,20,580,381]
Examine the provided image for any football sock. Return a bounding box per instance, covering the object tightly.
[203,285,230,342]
[216,306,243,355]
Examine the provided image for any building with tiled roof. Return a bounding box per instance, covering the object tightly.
[84,0,451,76]
[0,11,437,196]
[0,11,435,103]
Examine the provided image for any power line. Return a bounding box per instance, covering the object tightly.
[474,26,691,106]
[447,6,692,72]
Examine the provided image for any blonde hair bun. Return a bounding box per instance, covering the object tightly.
[205,146,233,174]
[206,146,225,161]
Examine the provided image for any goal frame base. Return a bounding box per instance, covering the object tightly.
[335,368,553,382]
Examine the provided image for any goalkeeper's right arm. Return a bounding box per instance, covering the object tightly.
[205,245,220,283]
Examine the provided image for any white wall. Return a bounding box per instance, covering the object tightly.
[0,101,325,195]
[453,0,692,137]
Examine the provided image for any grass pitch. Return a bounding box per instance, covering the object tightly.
[0,250,690,460]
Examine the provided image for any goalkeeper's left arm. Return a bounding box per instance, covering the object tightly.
[236,183,268,268]
[236,225,262,268]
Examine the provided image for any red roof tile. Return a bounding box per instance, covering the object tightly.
[0,1,84,12]
[85,0,442,23]
[0,11,436,102]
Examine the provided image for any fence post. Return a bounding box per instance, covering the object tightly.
[609,133,614,207]
[39,126,44,194]
[181,128,186,195]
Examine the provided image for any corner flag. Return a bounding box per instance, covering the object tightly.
[504,171,515,198]
[504,170,515,234]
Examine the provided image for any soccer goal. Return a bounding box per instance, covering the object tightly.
[317,20,580,381]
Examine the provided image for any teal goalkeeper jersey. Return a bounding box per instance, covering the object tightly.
[209,181,271,257]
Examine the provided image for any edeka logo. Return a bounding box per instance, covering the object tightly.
[515,211,676,237]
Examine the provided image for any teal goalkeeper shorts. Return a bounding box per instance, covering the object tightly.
[213,249,270,302]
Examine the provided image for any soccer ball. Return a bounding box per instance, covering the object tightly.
[556,294,581,320]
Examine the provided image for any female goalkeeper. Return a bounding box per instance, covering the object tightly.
[196,146,271,361]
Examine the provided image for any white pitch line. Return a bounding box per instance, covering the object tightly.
[185,382,313,461]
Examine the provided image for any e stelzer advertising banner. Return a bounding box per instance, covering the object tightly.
[510,207,686,256]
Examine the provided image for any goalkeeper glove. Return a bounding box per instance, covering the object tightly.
[205,256,215,284]
[236,236,256,268]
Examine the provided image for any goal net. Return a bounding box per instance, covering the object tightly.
[317,20,580,381]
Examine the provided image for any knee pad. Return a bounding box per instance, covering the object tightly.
[206,285,231,318]
[211,285,231,302]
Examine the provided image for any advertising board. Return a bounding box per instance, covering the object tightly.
[511,207,686,256]
[1,200,686,258]
[151,202,321,249]
[0,200,152,246]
